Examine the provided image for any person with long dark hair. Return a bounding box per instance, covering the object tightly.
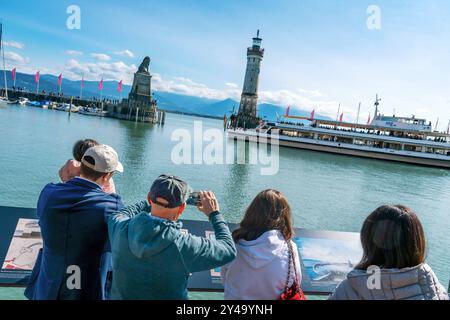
[221,189,302,300]
[330,205,449,300]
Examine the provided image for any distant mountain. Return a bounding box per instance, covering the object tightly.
[153,91,218,114]
[2,71,329,121]
[196,98,239,116]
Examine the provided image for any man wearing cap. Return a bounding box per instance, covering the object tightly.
[25,144,125,300]
[107,174,237,300]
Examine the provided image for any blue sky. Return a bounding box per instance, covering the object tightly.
[1,0,450,130]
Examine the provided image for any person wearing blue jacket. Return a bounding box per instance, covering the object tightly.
[107,174,237,300]
[25,144,125,300]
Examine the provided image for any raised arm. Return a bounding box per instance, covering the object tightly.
[179,192,236,273]
[107,200,150,241]
[180,211,236,273]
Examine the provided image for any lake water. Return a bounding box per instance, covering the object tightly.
[0,105,449,299]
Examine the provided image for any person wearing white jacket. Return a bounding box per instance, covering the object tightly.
[221,189,302,300]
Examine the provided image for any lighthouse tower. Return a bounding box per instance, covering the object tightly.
[237,30,264,129]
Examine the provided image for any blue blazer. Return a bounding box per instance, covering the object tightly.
[24,177,124,300]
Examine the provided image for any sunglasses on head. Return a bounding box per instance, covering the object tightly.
[151,197,177,209]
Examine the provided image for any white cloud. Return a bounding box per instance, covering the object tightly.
[91,53,111,61]
[152,75,241,101]
[152,75,346,120]
[4,51,30,66]
[259,89,342,118]
[57,59,363,122]
[225,82,239,89]
[3,41,25,49]
[114,50,135,58]
[298,88,324,98]
[65,50,83,56]
[63,59,137,83]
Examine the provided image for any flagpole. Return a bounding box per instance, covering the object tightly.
[36,73,39,95]
[80,75,83,99]
[100,78,103,112]
[13,69,16,89]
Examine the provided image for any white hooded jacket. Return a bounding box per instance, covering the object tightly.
[221,230,302,300]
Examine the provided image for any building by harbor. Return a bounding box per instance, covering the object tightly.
[235,30,264,129]
[108,57,164,124]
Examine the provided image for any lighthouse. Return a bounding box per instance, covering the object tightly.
[236,30,264,129]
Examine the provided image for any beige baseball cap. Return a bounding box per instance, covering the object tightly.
[81,144,124,173]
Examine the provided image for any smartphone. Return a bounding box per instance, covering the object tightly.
[186,192,200,206]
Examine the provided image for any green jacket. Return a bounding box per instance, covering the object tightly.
[107,201,236,300]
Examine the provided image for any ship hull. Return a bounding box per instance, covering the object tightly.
[228,130,450,169]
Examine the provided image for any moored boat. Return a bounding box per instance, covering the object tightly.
[18,97,29,106]
[228,97,450,169]
[40,101,50,109]
[26,101,41,107]
[78,106,108,117]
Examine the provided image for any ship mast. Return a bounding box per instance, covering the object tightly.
[434,117,439,132]
[356,102,361,124]
[374,94,381,118]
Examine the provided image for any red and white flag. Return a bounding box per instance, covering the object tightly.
[367,113,371,125]
[11,68,16,81]
[310,109,315,120]
[339,112,344,123]
[117,80,123,93]
[57,74,63,87]
[35,71,40,83]
[285,106,290,117]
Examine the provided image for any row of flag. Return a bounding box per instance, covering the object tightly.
[285,106,372,125]
[9,67,124,94]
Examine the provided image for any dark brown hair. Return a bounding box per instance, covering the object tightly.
[232,189,294,242]
[80,162,109,181]
[72,139,99,162]
[356,205,426,270]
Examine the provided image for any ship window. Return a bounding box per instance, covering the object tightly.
[404,145,421,152]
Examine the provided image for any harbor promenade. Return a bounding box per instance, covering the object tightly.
[1,88,167,124]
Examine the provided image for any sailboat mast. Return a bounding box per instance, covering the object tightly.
[0,23,8,100]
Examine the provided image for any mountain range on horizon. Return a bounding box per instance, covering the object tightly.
[1,71,329,121]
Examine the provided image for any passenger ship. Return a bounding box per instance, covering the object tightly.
[228,97,450,169]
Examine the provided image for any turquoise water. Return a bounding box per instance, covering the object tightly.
[0,105,449,299]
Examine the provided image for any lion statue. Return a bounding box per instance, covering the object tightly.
[138,56,151,74]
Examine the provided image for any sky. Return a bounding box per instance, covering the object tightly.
[1,0,450,130]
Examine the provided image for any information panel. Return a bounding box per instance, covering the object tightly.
[0,206,362,295]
